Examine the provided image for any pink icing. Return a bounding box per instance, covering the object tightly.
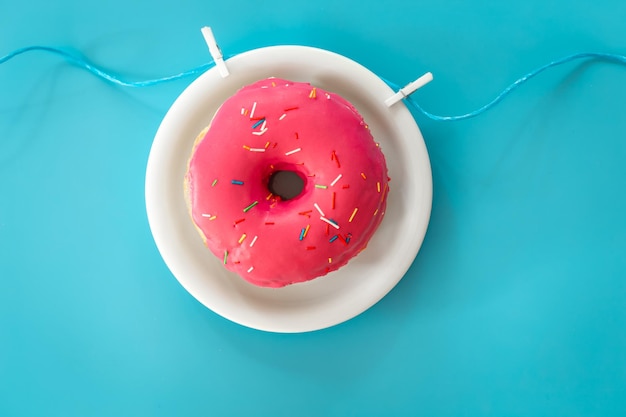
[185,78,389,287]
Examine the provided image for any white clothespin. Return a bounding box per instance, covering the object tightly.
[385,72,433,107]
[201,27,229,78]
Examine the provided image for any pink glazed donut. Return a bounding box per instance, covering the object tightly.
[184,78,389,287]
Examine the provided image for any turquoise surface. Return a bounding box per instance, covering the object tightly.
[1,1,625,416]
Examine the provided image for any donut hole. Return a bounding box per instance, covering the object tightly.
[268,170,305,200]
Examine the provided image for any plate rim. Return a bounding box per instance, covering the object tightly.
[145,45,432,332]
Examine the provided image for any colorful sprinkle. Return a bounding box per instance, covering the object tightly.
[332,192,336,209]
[212,179,218,187]
[251,118,265,129]
[201,213,212,217]
[240,107,245,115]
[330,174,342,187]
[285,148,302,156]
[249,102,257,119]
[266,192,273,200]
[309,88,317,99]
[314,203,325,217]
[231,180,244,185]
[294,132,299,140]
[243,145,251,150]
[349,208,359,223]
[209,215,217,221]
[223,250,228,265]
[373,208,379,216]
[284,106,299,111]
[304,224,310,238]
[360,172,367,180]
[265,222,275,225]
[247,266,254,273]
[279,113,287,121]
[328,257,332,264]
[243,201,259,213]
[299,227,306,241]
[252,128,268,136]
[249,235,258,247]
[342,184,350,189]
[238,234,247,244]
[299,210,312,217]
[331,150,341,168]
[306,246,316,250]
[249,147,266,152]
[315,184,328,189]
[329,235,339,243]
[320,216,340,229]
[264,141,270,149]
[234,218,246,225]
[377,181,381,193]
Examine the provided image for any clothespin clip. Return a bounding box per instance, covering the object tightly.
[201,27,229,78]
[385,72,433,107]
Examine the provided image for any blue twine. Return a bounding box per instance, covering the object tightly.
[2,46,625,121]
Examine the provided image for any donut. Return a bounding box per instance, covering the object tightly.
[184,78,389,287]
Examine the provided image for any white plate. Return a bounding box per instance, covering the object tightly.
[145,46,432,333]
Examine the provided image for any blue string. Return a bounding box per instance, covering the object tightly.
[2,46,625,121]
[0,46,213,87]
[389,52,626,121]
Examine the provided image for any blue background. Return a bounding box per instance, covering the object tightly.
[1,1,625,416]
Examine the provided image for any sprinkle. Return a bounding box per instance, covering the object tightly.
[360,172,367,180]
[331,151,341,168]
[238,234,247,244]
[249,235,258,247]
[241,107,245,115]
[342,184,350,189]
[265,222,275,225]
[332,192,336,209]
[315,184,328,189]
[314,203,325,217]
[279,113,287,121]
[252,128,268,136]
[234,218,246,225]
[299,210,312,217]
[201,213,212,217]
[249,147,265,152]
[329,235,339,243]
[330,174,342,187]
[273,143,278,148]
[264,141,270,149]
[271,81,276,87]
[261,119,267,131]
[251,118,265,129]
[345,233,352,243]
[306,246,316,250]
[285,148,301,156]
[243,201,259,212]
[249,102,257,119]
[320,216,340,229]
[209,216,217,221]
[304,224,310,238]
[266,193,273,200]
[247,266,254,273]
[223,250,228,265]
[373,208,379,216]
[299,227,306,241]
[284,106,299,111]
[377,181,381,193]
[309,88,317,99]
[231,180,244,185]
[243,145,251,150]
[212,179,218,187]
[294,132,299,140]
[326,224,330,235]
[328,257,332,264]
[326,93,331,99]
[348,208,359,222]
